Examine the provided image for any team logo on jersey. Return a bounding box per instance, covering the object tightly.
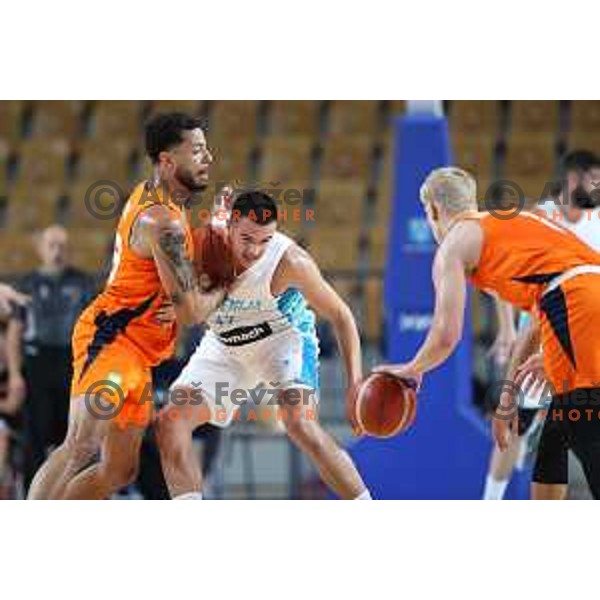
[221,297,264,312]
[219,322,273,346]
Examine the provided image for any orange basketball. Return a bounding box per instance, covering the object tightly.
[349,373,418,438]
[192,224,235,291]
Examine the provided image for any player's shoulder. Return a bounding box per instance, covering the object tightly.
[280,236,312,268]
[437,218,483,272]
[136,200,186,238]
[274,238,321,290]
[443,218,483,253]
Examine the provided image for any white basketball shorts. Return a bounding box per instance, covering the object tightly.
[170,327,320,427]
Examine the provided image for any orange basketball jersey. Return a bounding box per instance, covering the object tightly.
[467,211,600,392]
[76,181,193,367]
[470,211,600,311]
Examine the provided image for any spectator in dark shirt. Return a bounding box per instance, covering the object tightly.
[6,225,96,492]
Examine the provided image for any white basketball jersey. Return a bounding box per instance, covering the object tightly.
[206,232,316,346]
[537,200,600,251]
[567,207,600,251]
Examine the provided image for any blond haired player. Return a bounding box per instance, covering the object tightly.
[375,167,600,498]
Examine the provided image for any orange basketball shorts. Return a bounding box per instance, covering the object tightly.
[70,315,155,430]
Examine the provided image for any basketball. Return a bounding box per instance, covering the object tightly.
[192,224,235,292]
[348,372,418,438]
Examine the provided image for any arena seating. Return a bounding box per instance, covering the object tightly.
[1,100,599,348]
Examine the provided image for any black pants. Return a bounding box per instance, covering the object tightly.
[22,347,72,492]
[534,388,600,497]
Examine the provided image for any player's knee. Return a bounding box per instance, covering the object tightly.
[100,454,140,489]
[157,393,208,441]
[63,434,97,470]
[156,413,194,461]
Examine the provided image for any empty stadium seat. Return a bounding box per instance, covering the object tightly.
[570,101,600,133]
[209,101,259,141]
[68,181,126,230]
[364,276,384,343]
[68,229,114,272]
[269,101,320,137]
[268,179,314,237]
[16,138,69,186]
[260,136,313,183]
[313,179,367,227]
[504,134,556,181]
[209,140,254,189]
[375,135,395,206]
[328,101,381,137]
[9,180,65,206]
[30,101,83,139]
[510,177,555,203]
[4,196,58,231]
[91,101,143,142]
[320,135,373,183]
[373,192,391,227]
[564,131,600,154]
[277,218,306,241]
[0,100,26,145]
[452,136,496,182]
[76,139,133,184]
[510,101,560,133]
[333,100,379,135]
[149,100,204,116]
[368,225,388,270]
[0,232,38,273]
[305,226,360,271]
[449,101,500,136]
[0,141,9,196]
[328,275,360,303]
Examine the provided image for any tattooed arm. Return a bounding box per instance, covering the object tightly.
[133,205,225,325]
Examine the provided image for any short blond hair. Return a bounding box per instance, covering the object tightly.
[420,167,477,214]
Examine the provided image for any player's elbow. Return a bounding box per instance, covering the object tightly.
[329,302,356,333]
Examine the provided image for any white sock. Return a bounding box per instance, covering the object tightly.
[354,489,372,500]
[482,476,509,500]
[173,492,203,500]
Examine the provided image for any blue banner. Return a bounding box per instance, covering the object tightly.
[349,113,494,499]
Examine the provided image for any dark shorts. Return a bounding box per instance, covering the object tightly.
[532,389,600,495]
[533,414,569,485]
[518,408,539,436]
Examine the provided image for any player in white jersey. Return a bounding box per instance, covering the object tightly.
[156,190,372,500]
[489,150,600,500]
